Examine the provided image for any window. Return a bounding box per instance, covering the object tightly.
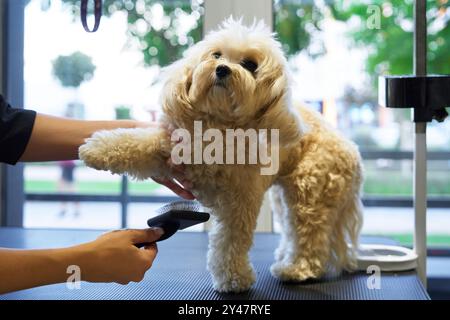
[3,0,450,252]
[22,0,204,229]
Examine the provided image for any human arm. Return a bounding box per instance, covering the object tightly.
[19,113,148,162]
[0,228,163,294]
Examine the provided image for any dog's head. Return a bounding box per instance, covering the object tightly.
[163,18,291,121]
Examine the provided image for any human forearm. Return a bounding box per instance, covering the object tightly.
[17,113,195,199]
[20,113,146,162]
[0,247,85,294]
[0,228,161,294]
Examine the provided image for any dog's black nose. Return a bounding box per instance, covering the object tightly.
[216,65,231,79]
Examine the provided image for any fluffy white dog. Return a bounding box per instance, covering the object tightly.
[79,18,363,293]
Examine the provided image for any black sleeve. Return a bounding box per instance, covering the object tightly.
[0,95,37,165]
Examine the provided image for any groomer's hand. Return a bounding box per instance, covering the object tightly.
[150,121,195,200]
[78,228,163,285]
[152,160,195,200]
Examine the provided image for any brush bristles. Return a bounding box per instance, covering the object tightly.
[156,200,210,214]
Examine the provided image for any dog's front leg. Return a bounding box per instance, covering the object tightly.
[206,199,262,293]
[79,128,170,180]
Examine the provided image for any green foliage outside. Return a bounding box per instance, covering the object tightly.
[329,0,450,82]
[37,0,450,150]
[25,179,161,195]
[274,0,327,59]
[274,0,449,133]
[48,0,449,125]
[42,0,450,82]
[274,0,450,80]
[49,1,449,81]
[372,234,450,247]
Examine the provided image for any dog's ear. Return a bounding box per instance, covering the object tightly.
[161,58,195,121]
[256,62,304,147]
[256,53,287,98]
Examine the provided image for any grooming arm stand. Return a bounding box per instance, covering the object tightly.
[377,74,450,286]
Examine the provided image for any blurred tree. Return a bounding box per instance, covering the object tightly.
[328,0,449,131]
[52,51,96,119]
[52,51,96,87]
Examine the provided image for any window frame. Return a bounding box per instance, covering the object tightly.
[1,0,26,227]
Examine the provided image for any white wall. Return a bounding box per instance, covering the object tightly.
[204,0,273,33]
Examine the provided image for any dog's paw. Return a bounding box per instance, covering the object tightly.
[211,268,256,293]
[79,130,132,173]
[270,261,324,282]
[79,132,112,171]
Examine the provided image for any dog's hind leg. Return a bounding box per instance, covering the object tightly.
[79,128,170,180]
[270,162,361,282]
[270,198,337,281]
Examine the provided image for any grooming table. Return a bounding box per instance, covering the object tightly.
[0,228,429,300]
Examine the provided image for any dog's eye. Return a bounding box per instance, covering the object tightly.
[212,52,222,59]
[241,59,258,73]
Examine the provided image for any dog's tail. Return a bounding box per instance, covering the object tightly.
[331,167,364,272]
[269,184,284,224]
[334,193,363,271]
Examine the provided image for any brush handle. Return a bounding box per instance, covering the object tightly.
[134,221,180,247]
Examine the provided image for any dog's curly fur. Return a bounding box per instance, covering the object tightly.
[79,18,363,293]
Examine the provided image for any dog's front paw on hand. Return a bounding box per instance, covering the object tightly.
[211,268,256,293]
[78,146,105,171]
[270,261,324,282]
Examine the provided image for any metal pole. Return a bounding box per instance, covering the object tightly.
[413,0,427,288]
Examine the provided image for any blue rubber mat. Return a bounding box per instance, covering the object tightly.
[0,228,429,300]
